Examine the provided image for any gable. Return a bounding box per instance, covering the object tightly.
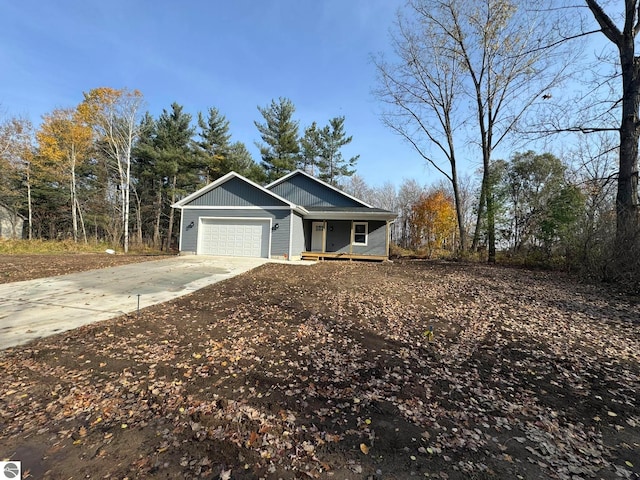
[268,173,366,208]
[183,176,289,207]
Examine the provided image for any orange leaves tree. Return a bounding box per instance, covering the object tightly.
[409,189,457,257]
[37,108,93,243]
[79,87,144,252]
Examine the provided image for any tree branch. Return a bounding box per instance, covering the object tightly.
[585,0,622,46]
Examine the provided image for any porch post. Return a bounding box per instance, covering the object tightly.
[322,220,327,253]
[349,220,354,255]
[385,220,390,257]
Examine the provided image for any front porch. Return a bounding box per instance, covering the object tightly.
[302,217,393,261]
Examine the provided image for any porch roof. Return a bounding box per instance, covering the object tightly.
[303,206,396,221]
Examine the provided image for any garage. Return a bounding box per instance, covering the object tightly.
[198,218,271,258]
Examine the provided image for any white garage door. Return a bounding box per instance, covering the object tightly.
[198,218,270,257]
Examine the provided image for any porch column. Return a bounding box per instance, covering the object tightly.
[385,220,390,257]
[322,220,327,253]
[349,220,354,255]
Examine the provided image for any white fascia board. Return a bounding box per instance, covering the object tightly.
[303,211,397,221]
[180,205,293,210]
[172,171,299,210]
[172,171,237,207]
[266,169,374,209]
[179,205,308,215]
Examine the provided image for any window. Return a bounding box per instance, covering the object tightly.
[353,222,368,246]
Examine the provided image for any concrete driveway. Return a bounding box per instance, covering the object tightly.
[0,256,305,350]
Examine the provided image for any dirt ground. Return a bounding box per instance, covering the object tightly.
[0,254,165,284]
[0,256,639,480]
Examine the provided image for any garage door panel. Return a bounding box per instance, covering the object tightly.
[198,219,270,258]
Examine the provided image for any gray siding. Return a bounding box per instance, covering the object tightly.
[269,174,363,208]
[325,220,351,252]
[187,177,288,207]
[350,220,388,256]
[179,208,291,257]
[290,212,305,259]
[323,220,388,256]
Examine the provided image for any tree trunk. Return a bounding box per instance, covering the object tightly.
[123,146,132,253]
[70,151,78,243]
[132,188,143,247]
[450,163,467,252]
[616,45,640,249]
[486,190,496,263]
[471,176,487,251]
[77,198,87,243]
[585,0,640,271]
[154,187,162,249]
[26,165,32,240]
[166,174,177,251]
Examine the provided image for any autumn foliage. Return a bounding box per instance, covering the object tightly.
[409,190,457,256]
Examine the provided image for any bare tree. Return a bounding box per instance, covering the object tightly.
[342,174,373,204]
[374,4,467,250]
[80,88,144,253]
[0,116,34,239]
[582,1,640,256]
[375,0,570,261]
[397,178,426,248]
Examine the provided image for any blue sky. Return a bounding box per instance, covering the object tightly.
[0,0,435,188]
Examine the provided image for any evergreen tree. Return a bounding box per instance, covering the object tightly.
[299,122,322,176]
[317,116,358,185]
[131,113,160,246]
[197,107,231,182]
[226,141,266,183]
[254,97,300,182]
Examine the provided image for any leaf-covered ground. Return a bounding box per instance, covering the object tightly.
[0,254,164,284]
[1,260,639,479]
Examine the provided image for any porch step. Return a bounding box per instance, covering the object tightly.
[300,252,387,262]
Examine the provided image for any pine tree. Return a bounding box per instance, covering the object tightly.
[299,122,322,176]
[226,141,265,183]
[317,116,359,185]
[197,107,231,182]
[254,97,300,182]
[157,103,197,249]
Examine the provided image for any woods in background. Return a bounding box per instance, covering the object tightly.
[0,93,358,252]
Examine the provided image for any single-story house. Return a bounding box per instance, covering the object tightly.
[171,169,396,261]
[0,203,24,239]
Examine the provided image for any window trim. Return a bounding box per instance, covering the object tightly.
[352,221,368,246]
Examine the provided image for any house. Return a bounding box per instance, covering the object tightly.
[0,203,24,239]
[171,170,396,261]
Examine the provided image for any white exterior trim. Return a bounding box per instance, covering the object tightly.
[352,221,368,246]
[180,205,294,210]
[197,216,272,258]
[303,211,396,221]
[288,212,293,260]
[178,208,185,251]
[172,171,302,212]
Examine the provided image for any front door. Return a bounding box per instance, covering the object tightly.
[311,221,324,251]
